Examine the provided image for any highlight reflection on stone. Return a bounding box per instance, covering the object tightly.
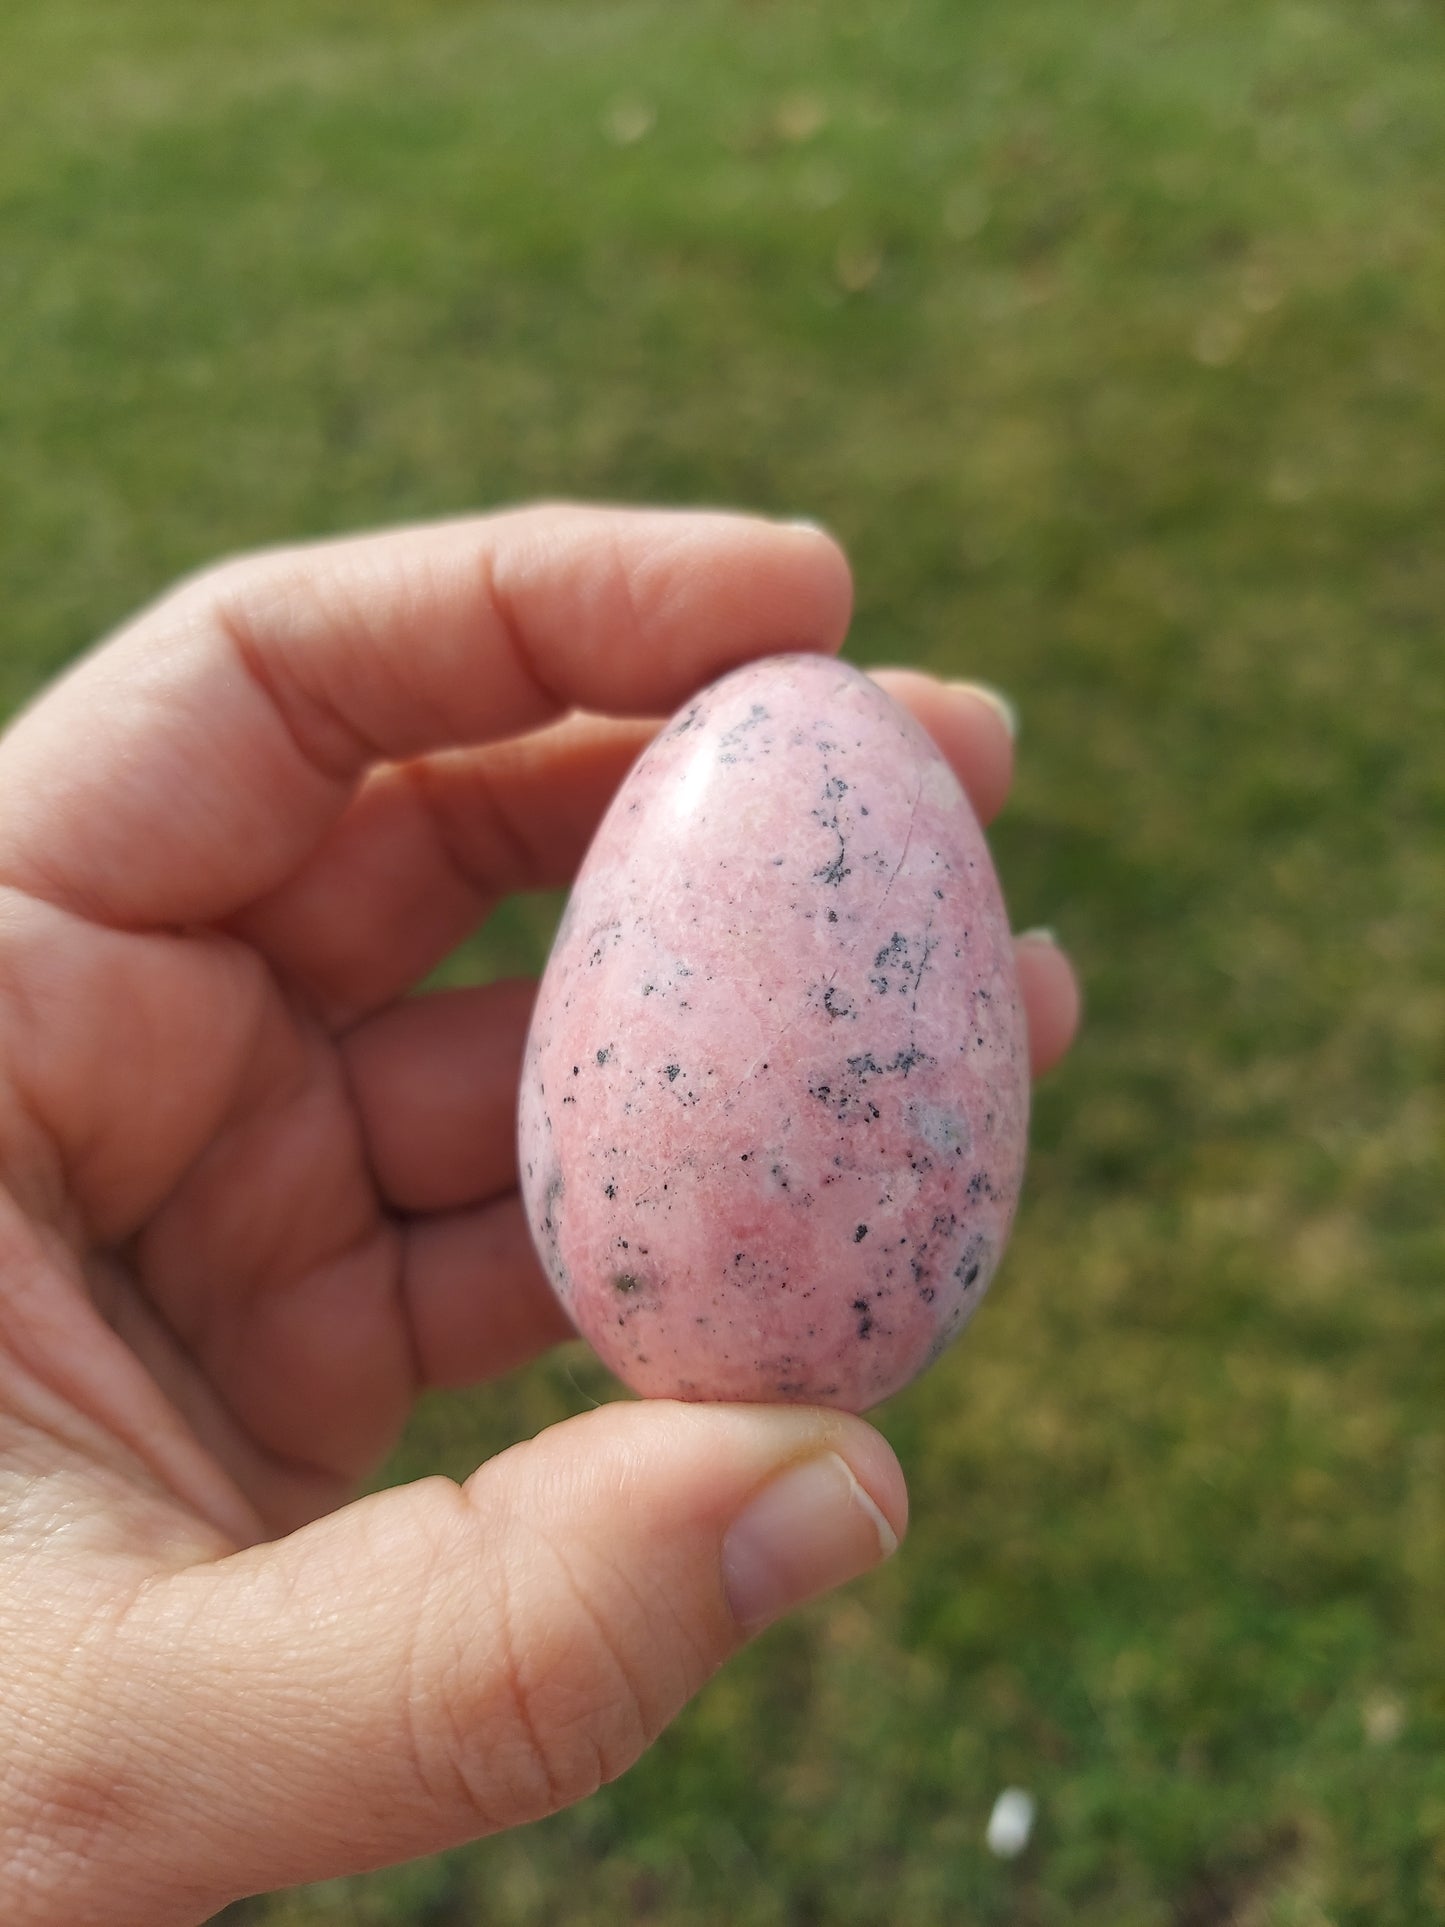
[519,654,1029,1412]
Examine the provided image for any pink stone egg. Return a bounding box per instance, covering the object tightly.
[518,654,1029,1411]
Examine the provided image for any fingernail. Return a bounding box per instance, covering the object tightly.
[949,679,1018,740]
[1016,925,1059,948]
[722,1451,899,1633]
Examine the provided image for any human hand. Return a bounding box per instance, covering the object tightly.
[0,506,1079,1923]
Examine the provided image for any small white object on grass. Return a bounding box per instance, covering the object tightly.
[985,1787,1036,1859]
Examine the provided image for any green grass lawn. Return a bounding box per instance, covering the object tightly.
[3,0,1444,1920]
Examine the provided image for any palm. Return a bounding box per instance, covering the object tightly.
[69,904,563,1533]
[88,938,405,1532]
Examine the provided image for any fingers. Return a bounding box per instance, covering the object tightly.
[88,1403,904,1917]
[340,980,604,1394]
[235,713,658,1027]
[868,669,1016,826]
[401,1196,575,1388]
[1015,929,1082,1076]
[0,509,852,929]
[235,674,1020,1027]
[343,979,536,1213]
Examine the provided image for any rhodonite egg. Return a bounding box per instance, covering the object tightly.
[518,653,1029,1411]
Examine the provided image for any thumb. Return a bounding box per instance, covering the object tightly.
[90,1401,905,1922]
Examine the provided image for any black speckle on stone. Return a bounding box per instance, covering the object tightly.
[827,909,839,923]
[717,702,771,764]
[538,1168,565,1270]
[953,1234,990,1295]
[596,1046,612,1065]
[614,1272,640,1293]
[604,1182,617,1200]
[854,1223,869,1243]
[572,1065,580,1076]
[665,1064,681,1081]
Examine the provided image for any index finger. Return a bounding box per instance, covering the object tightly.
[0,507,852,928]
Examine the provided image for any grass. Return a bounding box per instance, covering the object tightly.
[2,0,1444,1920]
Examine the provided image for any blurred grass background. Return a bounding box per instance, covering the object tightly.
[3,0,1444,1920]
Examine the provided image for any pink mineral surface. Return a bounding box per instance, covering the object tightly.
[518,654,1029,1411]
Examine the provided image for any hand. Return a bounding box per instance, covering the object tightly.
[0,507,1079,1924]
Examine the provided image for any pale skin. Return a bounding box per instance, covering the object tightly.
[0,507,1080,1925]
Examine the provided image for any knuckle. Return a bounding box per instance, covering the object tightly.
[401,1483,669,1834]
[0,1593,142,1921]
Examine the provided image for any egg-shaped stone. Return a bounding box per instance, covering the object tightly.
[518,653,1029,1411]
